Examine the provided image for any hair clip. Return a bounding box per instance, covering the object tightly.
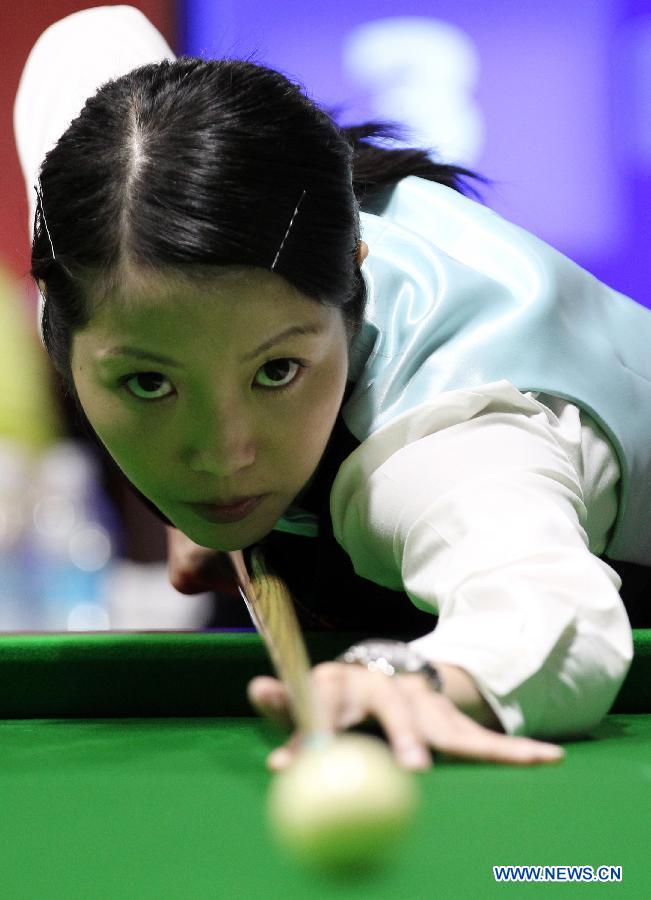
[271,189,306,271]
[34,180,56,261]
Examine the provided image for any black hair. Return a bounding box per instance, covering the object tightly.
[31,57,485,385]
[343,121,485,207]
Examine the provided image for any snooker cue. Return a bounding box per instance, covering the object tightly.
[228,549,325,738]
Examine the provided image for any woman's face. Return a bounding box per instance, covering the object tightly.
[71,268,350,550]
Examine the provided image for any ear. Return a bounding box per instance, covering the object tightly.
[356,240,369,266]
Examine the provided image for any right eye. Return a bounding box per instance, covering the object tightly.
[122,372,174,401]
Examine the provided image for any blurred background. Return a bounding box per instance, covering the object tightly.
[1,0,649,631]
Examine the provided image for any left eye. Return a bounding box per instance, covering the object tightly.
[123,372,174,400]
[254,359,301,389]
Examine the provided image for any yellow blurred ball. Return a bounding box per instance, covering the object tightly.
[267,733,418,869]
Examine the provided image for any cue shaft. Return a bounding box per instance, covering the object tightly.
[229,549,322,736]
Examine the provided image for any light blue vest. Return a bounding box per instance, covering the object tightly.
[340,177,651,565]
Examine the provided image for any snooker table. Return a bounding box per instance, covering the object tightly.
[1,629,649,899]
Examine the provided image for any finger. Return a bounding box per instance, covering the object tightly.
[260,663,366,771]
[310,663,390,736]
[266,731,305,771]
[247,678,310,770]
[247,676,293,730]
[264,664,376,771]
[311,664,432,771]
[441,723,566,766]
[363,672,432,770]
[310,663,357,732]
[414,691,565,766]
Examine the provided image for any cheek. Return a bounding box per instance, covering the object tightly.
[98,426,146,472]
[71,345,146,469]
[89,418,144,476]
[73,387,117,451]
[73,382,153,482]
[287,358,347,463]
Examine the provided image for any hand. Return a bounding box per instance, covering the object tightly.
[166,526,238,595]
[248,662,565,770]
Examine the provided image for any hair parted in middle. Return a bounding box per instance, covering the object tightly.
[32,56,483,384]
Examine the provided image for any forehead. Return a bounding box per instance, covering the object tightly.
[83,266,323,335]
[74,267,340,353]
[90,264,300,309]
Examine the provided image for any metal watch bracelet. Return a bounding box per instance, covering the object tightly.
[336,639,443,692]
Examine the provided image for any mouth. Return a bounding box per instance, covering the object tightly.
[185,495,266,524]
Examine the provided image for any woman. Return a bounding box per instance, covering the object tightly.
[18,7,644,772]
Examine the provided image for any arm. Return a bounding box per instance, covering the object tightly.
[250,383,632,767]
[333,383,633,738]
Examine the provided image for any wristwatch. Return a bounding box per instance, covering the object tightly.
[337,639,443,692]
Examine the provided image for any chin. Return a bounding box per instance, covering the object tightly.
[178,517,276,553]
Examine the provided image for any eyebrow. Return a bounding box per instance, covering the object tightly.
[241,323,325,361]
[97,323,325,367]
[97,348,182,367]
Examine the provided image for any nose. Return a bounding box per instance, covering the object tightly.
[183,403,256,477]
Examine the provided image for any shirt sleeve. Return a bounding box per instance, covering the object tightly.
[330,381,633,738]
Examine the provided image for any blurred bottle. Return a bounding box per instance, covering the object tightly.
[0,267,60,453]
[0,441,33,630]
[30,441,114,631]
[1,264,62,630]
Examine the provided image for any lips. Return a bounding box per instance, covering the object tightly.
[186,495,266,524]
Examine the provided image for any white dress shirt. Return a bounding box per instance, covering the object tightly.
[331,381,633,737]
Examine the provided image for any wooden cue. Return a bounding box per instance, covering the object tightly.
[228,548,324,737]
